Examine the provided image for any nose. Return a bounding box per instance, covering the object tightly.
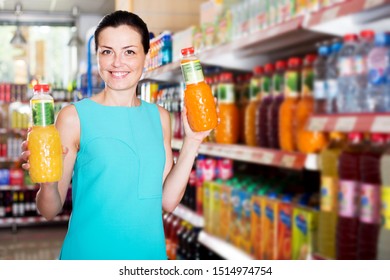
[112,53,122,67]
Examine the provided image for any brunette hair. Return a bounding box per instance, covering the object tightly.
[94,10,150,54]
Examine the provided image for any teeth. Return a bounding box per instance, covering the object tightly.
[111,72,129,77]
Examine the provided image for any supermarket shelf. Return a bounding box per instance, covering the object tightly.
[171,139,317,170]
[0,185,38,191]
[308,113,390,133]
[0,214,70,227]
[0,157,21,162]
[198,231,254,260]
[173,204,204,228]
[0,128,28,135]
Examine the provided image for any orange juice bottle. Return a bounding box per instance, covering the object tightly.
[296,54,328,153]
[180,47,218,132]
[27,84,62,183]
[279,57,302,152]
[215,72,240,144]
[244,66,263,146]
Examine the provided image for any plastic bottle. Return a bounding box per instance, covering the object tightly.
[358,133,387,260]
[366,32,390,112]
[215,72,240,144]
[379,135,390,259]
[244,66,263,146]
[256,63,274,147]
[336,34,359,113]
[268,60,286,149]
[336,132,367,260]
[314,43,330,114]
[317,132,347,260]
[180,47,218,132]
[279,57,301,152]
[354,30,375,113]
[326,38,343,114]
[27,84,63,183]
[161,31,173,66]
[296,54,328,154]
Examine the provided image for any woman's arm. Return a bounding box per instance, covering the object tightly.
[22,105,80,220]
[159,106,210,212]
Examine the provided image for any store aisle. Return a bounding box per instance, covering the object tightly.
[0,224,67,260]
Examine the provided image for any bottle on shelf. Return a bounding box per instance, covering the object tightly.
[0,192,5,218]
[27,84,63,183]
[296,53,328,154]
[326,38,343,114]
[379,135,390,259]
[318,132,347,260]
[279,57,302,152]
[354,30,375,113]
[336,34,359,113]
[244,66,263,146]
[358,133,387,260]
[256,63,274,148]
[214,72,240,144]
[366,32,390,112]
[179,47,218,132]
[268,60,286,149]
[313,42,330,114]
[336,132,367,260]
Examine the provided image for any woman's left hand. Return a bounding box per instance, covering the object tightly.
[181,106,212,144]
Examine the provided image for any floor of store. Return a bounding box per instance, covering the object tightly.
[0,224,67,260]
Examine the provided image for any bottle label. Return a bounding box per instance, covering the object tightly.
[180,60,204,85]
[302,68,314,97]
[327,79,338,99]
[314,81,326,99]
[360,183,381,224]
[272,73,283,96]
[262,76,271,98]
[218,83,235,103]
[338,180,360,218]
[382,187,390,229]
[249,79,260,100]
[368,47,388,86]
[321,176,338,212]
[31,100,55,126]
[355,55,367,75]
[285,70,300,98]
[338,57,354,77]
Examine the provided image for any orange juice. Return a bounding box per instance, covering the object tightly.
[262,192,279,260]
[219,180,232,240]
[279,57,302,152]
[180,47,218,132]
[240,185,255,254]
[251,186,269,259]
[27,84,62,183]
[276,194,293,260]
[215,72,240,144]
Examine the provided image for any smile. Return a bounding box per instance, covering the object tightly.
[110,71,130,78]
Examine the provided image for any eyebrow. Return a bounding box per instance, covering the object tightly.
[99,45,138,50]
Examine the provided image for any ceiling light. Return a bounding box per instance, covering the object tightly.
[67,5,83,47]
[10,2,27,47]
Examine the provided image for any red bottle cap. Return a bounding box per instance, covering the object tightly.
[33,84,50,92]
[288,57,302,68]
[181,47,195,56]
[275,60,287,70]
[371,133,387,144]
[343,34,358,42]
[253,65,264,75]
[304,54,317,65]
[264,63,275,73]
[348,132,364,142]
[360,30,375,40]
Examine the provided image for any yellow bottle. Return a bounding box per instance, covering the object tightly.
[27,84,62,183]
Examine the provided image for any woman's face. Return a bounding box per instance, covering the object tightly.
[97,25,146,92]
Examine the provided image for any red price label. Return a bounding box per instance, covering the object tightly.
[280,155,295,168]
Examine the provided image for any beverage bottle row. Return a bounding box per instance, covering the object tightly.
[146,31,173,71]
[163,212,222,260]
[318,132,390,260]
[0,83,28,102]
[0,135,23,159]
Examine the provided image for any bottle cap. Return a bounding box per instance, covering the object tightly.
[343,34,358,42]
[33,84,50,92]
[275,60,287,70]
[288,57,302,68]
[253,65,264,75]
[304,54,317,64]
[181,47,195,56]
[348,132,364,142]
[371,133,387,144]
[374,32,390,46]
[360,29,375,40]
[264,63,275,73]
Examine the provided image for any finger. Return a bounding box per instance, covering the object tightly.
[21,162,30,170]
[62,146,69,155]
[21,140,28,151]
[21,150,30,161]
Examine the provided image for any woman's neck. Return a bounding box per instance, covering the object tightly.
[95,88,140,107]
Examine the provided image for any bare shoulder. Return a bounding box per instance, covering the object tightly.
[56,104,79,126]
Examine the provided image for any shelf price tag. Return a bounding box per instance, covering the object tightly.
[334,117,357,132]
[371,116,390,133]
[280,155,296,168]
[320,6,340,23]
[364,0,384,9]
[307,117,328,131]
[261,151,275,165]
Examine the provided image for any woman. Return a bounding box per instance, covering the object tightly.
[21,10,210,260]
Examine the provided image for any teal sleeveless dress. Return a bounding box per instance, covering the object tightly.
[59,98,167,260]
